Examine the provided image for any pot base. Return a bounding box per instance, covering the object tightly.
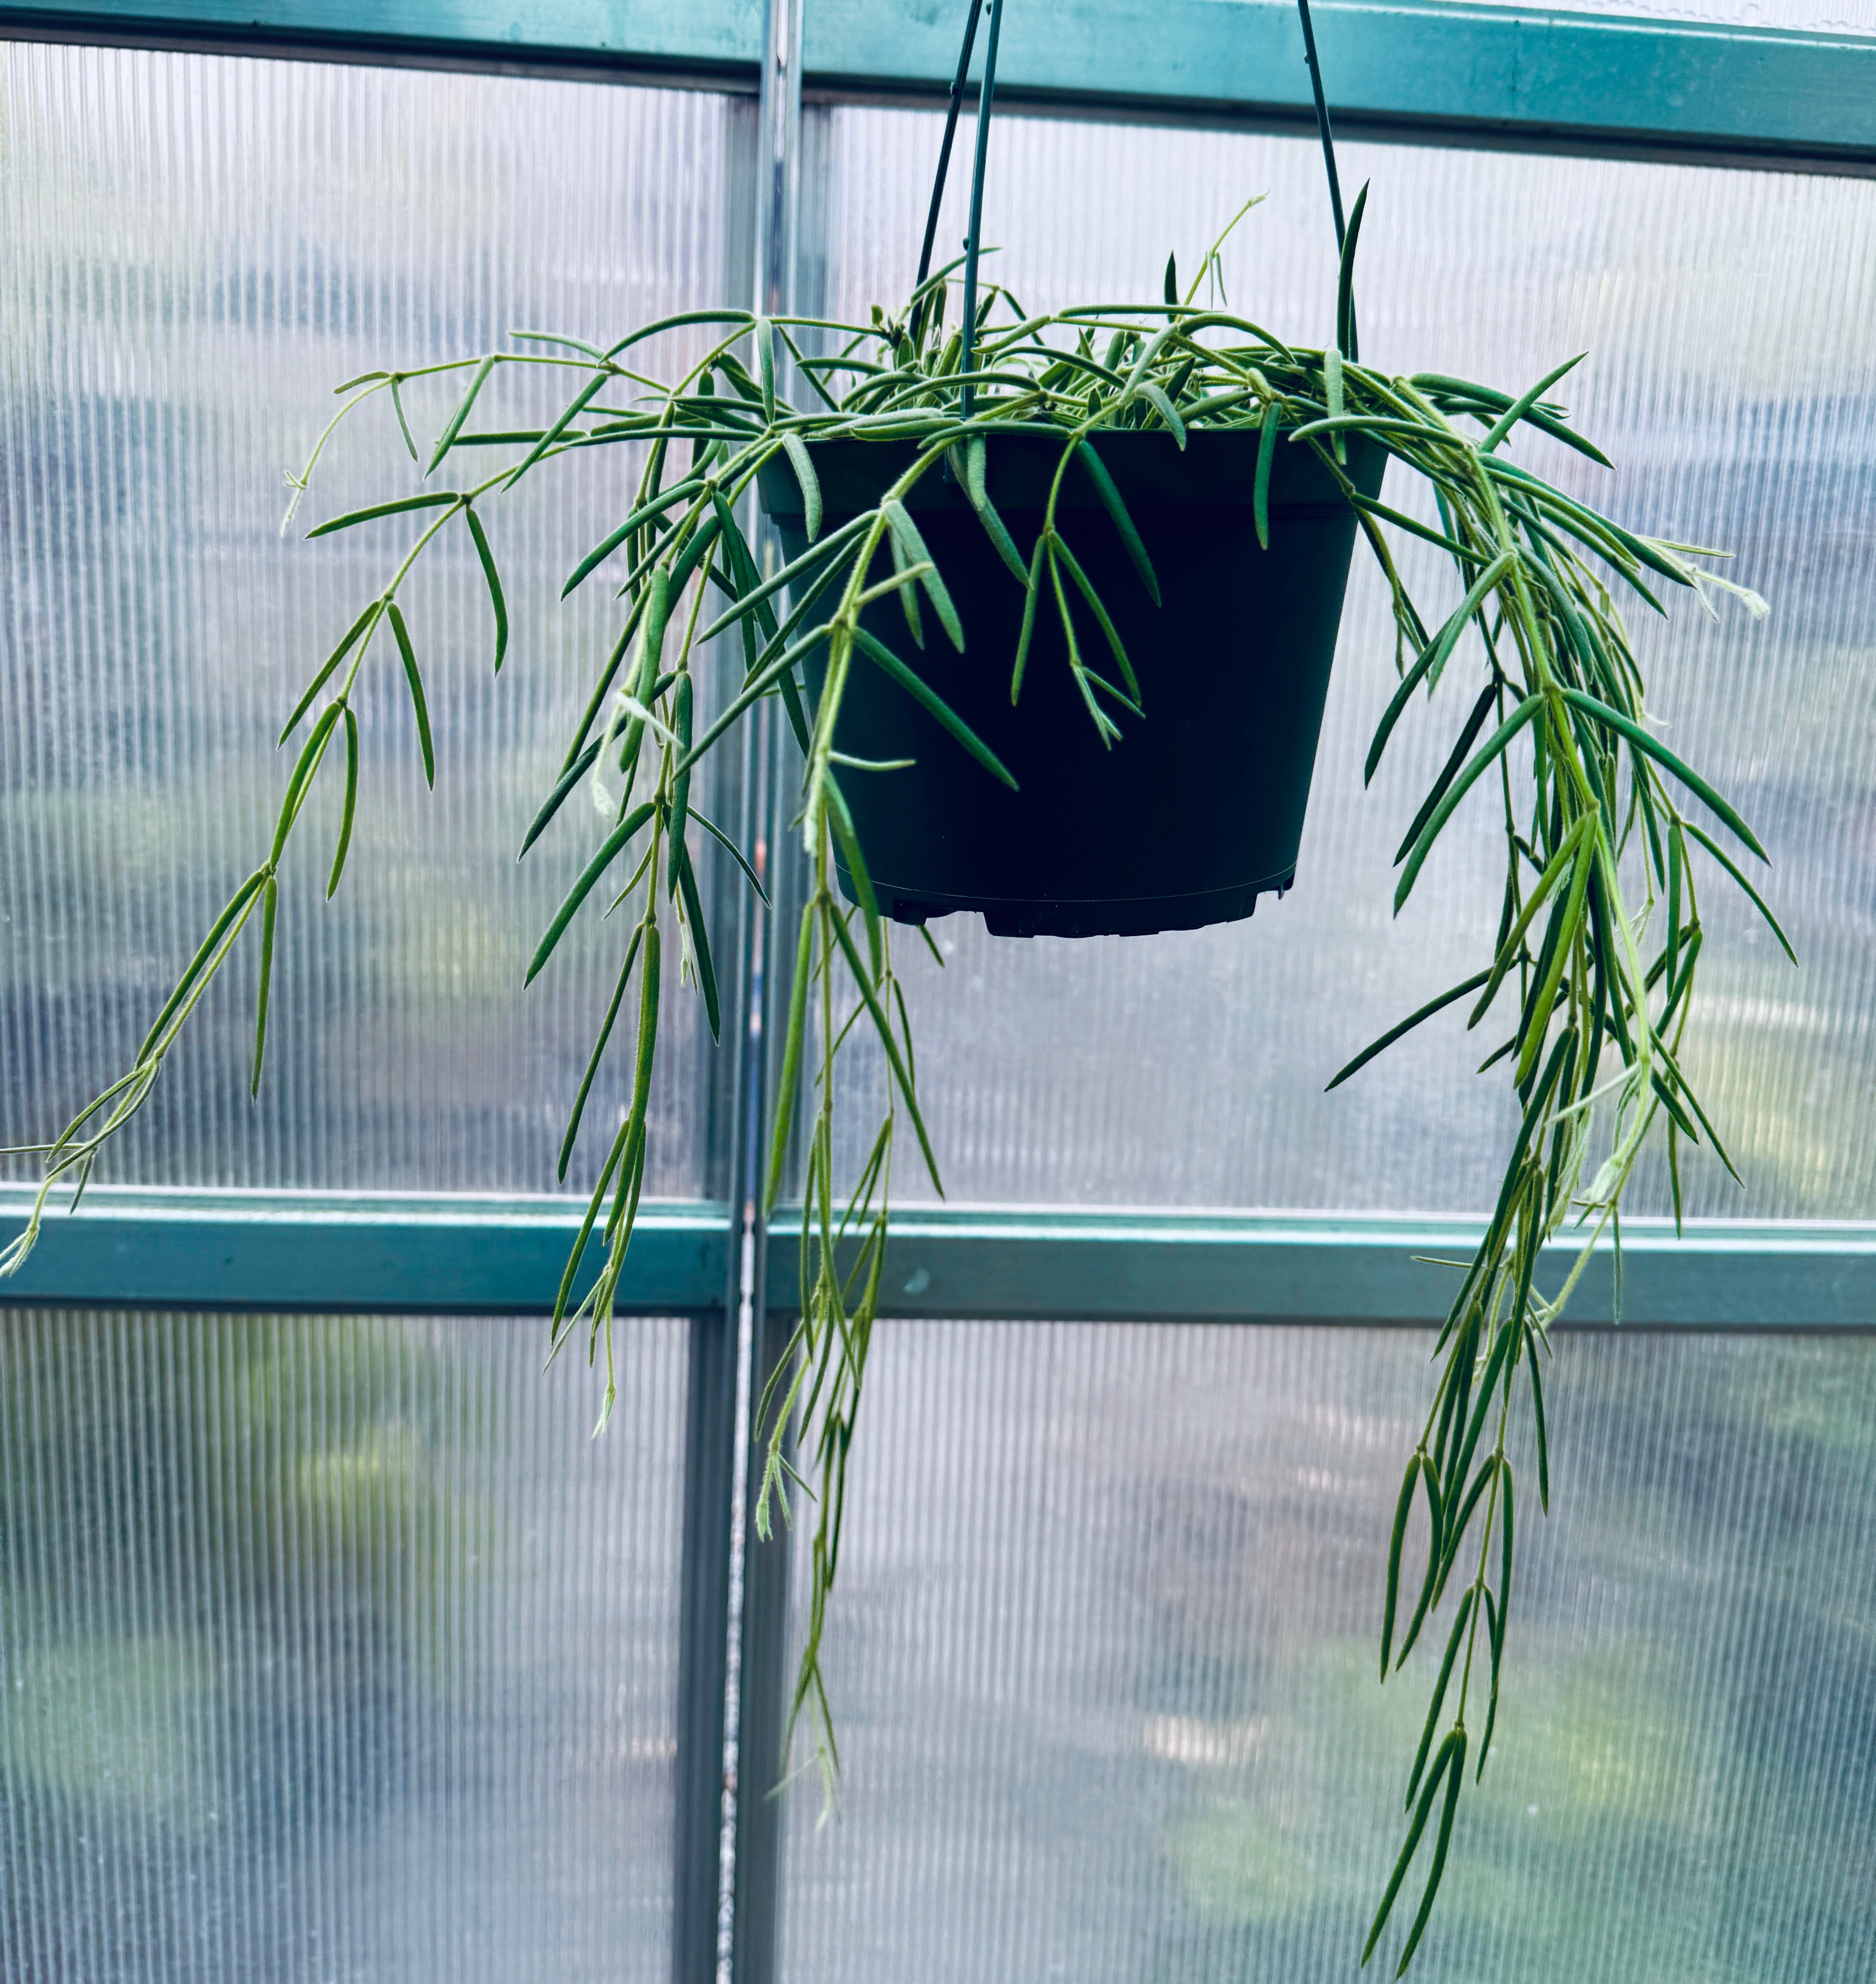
[842,865,1294,939]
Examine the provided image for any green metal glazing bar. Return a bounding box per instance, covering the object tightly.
[10,1189,1874,1328]
[763,1206,1876,1331]
[4,0,1875,170]
[0,1186,728,1315]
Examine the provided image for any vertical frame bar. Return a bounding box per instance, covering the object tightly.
[731,6,809,1982]
[670,80,769,1984]
[673,1303,738,1984]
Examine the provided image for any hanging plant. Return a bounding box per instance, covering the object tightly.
[3,0,1782,1969]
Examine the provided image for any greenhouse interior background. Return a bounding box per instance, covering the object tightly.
[1,1,1873,1980]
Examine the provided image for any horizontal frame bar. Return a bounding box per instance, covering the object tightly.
[765,1206,1876,1330]
[7,1191,1874,1327]
[0,1186,729,1315]
[4,0,1874,171]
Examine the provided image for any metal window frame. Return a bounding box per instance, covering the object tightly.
[6,1189,1876,1333]
[4,0,1876,170]
[4,3,1875,1981]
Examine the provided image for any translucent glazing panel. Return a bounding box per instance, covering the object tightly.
[776,1321,1876,1983]
[1506,1,1875,33]
[0,1309,687,1981]
[811,108,1876,1219]
[0,45,747,1197]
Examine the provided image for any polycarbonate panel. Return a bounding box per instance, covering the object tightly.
[1515,0,1875,33]
[808,107,1876,1221]
[0,1309,686,1980]
[775,1321,1876,1982]
[0,44,747,1198]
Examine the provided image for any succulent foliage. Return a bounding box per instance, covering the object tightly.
[3,194,1779,1968]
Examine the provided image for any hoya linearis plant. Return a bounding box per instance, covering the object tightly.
[2,200,1782,1966]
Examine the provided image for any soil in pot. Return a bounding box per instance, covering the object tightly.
[758,428,1386,938]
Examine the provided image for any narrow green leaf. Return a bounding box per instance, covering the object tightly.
[665,672,695,895]
[672,621,831,782]
[1477,1586,1504,1781]
[1499,1461,1515,1647]
[1254,401,1279,553]
[1381,1454,1423,1681]
[1395,695,1544,911]
[666,511,724,601]
[1679,817,1794,958]
[697,511,873,650]
[690,805,770,907]
[1434,1322,1475,1488]
[1362,1731,1461,1968]
[1394,682,1500,866]
[672,837,722,1042]
[1480,352,1586,454]
[1394,1730,1467,1976]
[1469,814,1593,1028]
[427,352,497,473]
[1513,836,1595,1084]
[1432,1459,1500,1613]
[504,368,611,488]
[628,919,662,1134]
[1394,1456,1447,1669]
[278,599,381,745]
[558,926,643,1179]
[1449,1328,1517,1521]
[1365,553,1515,786]
[1051,531,1141,703]
[755,317,776,425]
[828,908,943,1195]
[1352,492,1476,562]
[882,499,964,651]
[306,491,458,539]
[463,507,510,673]
[1527,1327,1551,1512]
[271,702,344,865]
[850,625,1017,790]
[520,738,600,858]
[326,705,360,899]
[561,474,704,598]
[823,776,883,983]
[135,867,269,1065]
[1561,688,1767,859]
[1336,180,1369,362]
[1411,371,1613,468]
[963,435,1031,585]
[1665,820,1685,1002]
[887,519,925,647]
[1404,1590,1473,1811]
[1077,439,1161,605]
[1326,970,1492,1093]
[250,874,278,1098]
[765,906,816,1208]
[388,375,419,462]
[387,601,435,789]
[551,1117,628,1330]
[1137,380,1186,446]
[602,308,755,365]
[526,801,657,986]
[782,431,821,540]
[1655,1036,1741,1181]
[1162,251,1178,307]
[1011,532,1047,701]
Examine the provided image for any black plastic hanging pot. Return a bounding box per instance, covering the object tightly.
[757,427,1386,937]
